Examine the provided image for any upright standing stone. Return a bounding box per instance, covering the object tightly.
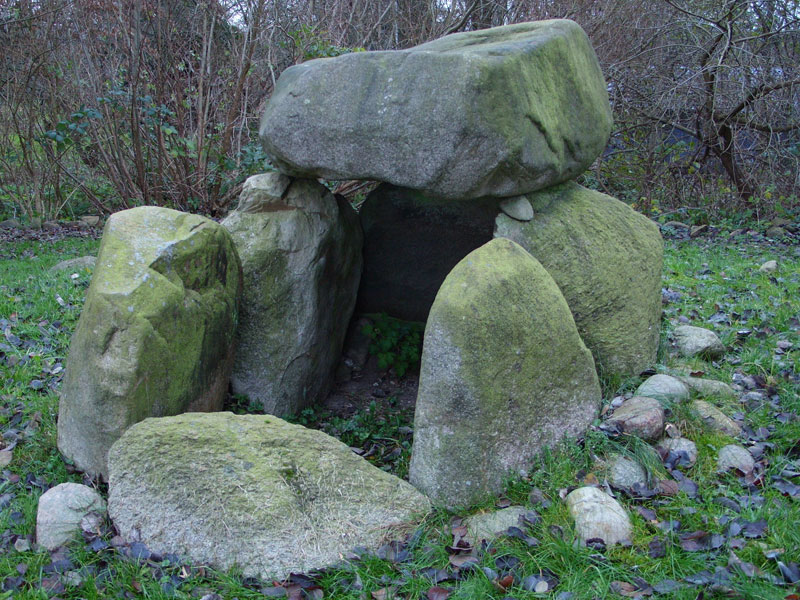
[495,182,663,375]
[222,174,362,415]
[57,208,241,480]
[409,238,600,507]
[260,20,611,200]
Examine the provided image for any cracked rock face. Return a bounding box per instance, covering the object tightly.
[108,412,430,580]
[260,20,611,200]
[221,174,363,416]
[57,207,242,480]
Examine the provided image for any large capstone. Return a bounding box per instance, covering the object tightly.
[57,207,241,480]
[357,184,498,321]
[222,174,362,415]
[495,182,663,375]
[107,412,431,580]
[260,20,611,200]
[409,238,600,507]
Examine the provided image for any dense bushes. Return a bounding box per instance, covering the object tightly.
[1,1,797,222]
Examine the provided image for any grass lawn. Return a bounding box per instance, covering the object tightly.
[0,227,798,599]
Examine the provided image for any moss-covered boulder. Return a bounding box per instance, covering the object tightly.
[494,182,663,375]
[107,412,431,579]
[260,20,611,200]
[57,208,241,480]
[221,174,362,415]
[357,184,498,321]
[409,238,600,507]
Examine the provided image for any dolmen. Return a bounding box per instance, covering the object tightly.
[55,19,663,575]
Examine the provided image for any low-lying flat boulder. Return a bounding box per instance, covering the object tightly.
[108,412,430,580]
[261,20,611,200]
[495,182,662,376]
[222,174,362,415]
[409,238,600,507]
[58,207,241,479]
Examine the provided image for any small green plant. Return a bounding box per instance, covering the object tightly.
[362,313,424,377]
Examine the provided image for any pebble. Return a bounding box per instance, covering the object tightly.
[717,444,755,474]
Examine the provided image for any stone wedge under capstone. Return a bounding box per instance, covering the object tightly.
[409,238,601,507]
[221,174,362,415]
[495,182,663,375]
[107,412,431,580]
[260,19,612,200]
[57,207,241,480]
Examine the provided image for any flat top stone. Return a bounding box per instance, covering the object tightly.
[261,20,611,200]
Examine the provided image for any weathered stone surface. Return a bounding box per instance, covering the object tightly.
[409,238,600,507]
[465,506,528,543]
[222,174,362,415]
[356,184,497,321]
[49,256,96,273]
[495,182,662,375]
[108,412,430,580]
[58,207,241,480]
[565,487,631,545]
[673,325,725,358]
[759,260,778,273]
[37,483,106,550]
[499,197,534,221]
[693,400,742,437]
[717,444,755,474]
[657,437,698,466]
[605,396,664,441]
[606,455,647,489]
[79,215,101,227]
[635,374,690,404]
[676,376,736,399]
[261,20,611,200]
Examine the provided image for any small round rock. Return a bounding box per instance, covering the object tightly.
[657,437,698,466]
[565,487,632,546]
[606,396,665,441]
[499,196,534,221]
[36,483,107,550]
[717,444,755,474]
[759,260,778,273]
[672,325,726,359]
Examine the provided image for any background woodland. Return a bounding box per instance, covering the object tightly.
[1,0,798,222]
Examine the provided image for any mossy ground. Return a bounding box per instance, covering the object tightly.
[0,226,798,599]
